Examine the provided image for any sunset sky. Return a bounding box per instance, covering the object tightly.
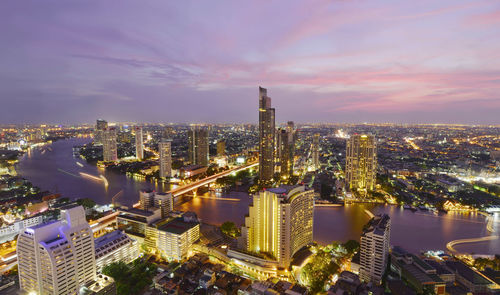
[1,0,499,124]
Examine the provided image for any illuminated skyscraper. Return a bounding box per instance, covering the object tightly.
[216,140,226,156]
[17,205,97,295]
[258,87,275,185]
[159,138,172,179]
[312,133,320,170]
[345,134,377,191]
[188,127,209,166]
[279,129,293,178]
[360,214,391,284]
[240,185,314,267]
[95,119,108,145]
[135,126,144,160]
[103,127,118,162]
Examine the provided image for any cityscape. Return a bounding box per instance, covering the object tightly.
[1,1,500,295]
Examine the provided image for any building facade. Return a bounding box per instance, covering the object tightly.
[95,119,108,145]
[360,214,391,284]
[17,205,97,295]
[94,230,140,272]
[345,134,377,191]
[258,87,275,185]
[158,138,172,179]
[135,126,144,160]
[103,127,118,162]
[240,185,314,267]
[312,133,320,171]
[216,140,225,156]
[188,127,209,166]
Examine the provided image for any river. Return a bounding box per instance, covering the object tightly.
[16,138,500,255]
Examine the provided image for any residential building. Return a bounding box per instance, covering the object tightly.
[360,214,390,284]
[312,133,320,171]
[188,127,209,166]
[17,205,97,295]
[158,138,172,179]
[258,87,275,185]
[345,134,377,191]
[95,119,108,145]
[135,126,144,160]
[153,213,200,261]
[239,185,314,267]
[138,190,173,218]
[216,140,226,156]
[103,127,118,162]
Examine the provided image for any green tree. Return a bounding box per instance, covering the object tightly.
[221,221,240,237]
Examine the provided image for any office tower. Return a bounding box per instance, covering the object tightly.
[159,138,172,179]
[258,87,275,185]
[216,140,226,156]
[345,134,377,191]
[135,126,144,160]
[240,185,314,267]
[312,133,320,170]
[94,230,140,272]
[95,119,108,145]
[17,205,97,295]
[103,127,118,162]
[360,214,391,284]
[188,127,209,166]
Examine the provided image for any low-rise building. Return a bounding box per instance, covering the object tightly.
[94,230,140,272]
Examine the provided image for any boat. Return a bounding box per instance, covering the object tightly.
[403,205,418,212]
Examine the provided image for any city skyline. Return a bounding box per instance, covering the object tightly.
[1,1,500,125]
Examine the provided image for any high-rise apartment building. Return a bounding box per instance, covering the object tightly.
[278,129,294,178]
[258,87,275,185]
[216,140,226,156]
[312,133,320,170]
[345,134,377,191]
[135,126,144,160]
[188,127,209,166]
[240,185,314,267]
[95,119,108,145]
[17,205,97,295]
[360,214,391,284]
[103,127,118,162]
[159,138,172,179]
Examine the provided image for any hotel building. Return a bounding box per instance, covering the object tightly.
[158,138,172,179]
[102,127,118,162]
[258,87,275,185]
[135,126,144,160]
[94,230,139,272]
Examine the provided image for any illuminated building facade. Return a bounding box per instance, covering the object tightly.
[153,213,200,261]
[135,126,144,160]
[95,119,108,145]
[258,87,275,185]
[360,214,391,284]
[17,205,97,295]
[103,127,118,162]
[139,190,173,218]
[240,185,314,267]
[216,140,226,156]
[278,129,294,178]
[345,134,377,191]
[312,133,320,170]
[94,230,139,272]
[188,127,209,166]
[158,138,172,178]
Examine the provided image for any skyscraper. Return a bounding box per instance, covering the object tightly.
[312,133,320,170]
[17,205,97,295]
[103,127,118,162]
[258,87,275,185]
[216,140,226,156]
[188,127,209,166]
[240,185,314,267]
[95,119,108,145]
[159,138,172,179]
[345,134,377,191]
[279,129,293,178]
[135,126,144,160]
[360,214,391,284]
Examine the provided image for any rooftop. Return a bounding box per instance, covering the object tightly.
[94,230,131,249]
[158,217,199,235]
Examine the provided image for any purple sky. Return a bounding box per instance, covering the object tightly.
[1,0,499,124]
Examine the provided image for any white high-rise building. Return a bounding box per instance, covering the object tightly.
[159,139,172,179]
[139,190,173,218]
[103,127,118,162]
[239,185,314,267]
[360,214,391,284]
[135,126,144,160]
[17,205,97,295]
